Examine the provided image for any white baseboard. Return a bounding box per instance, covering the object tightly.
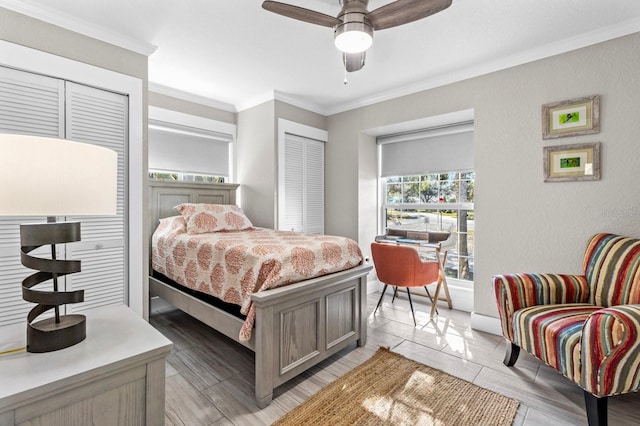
[470,312,502,336]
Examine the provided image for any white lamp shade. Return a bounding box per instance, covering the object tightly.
[0,134,117,216]
[334,30,373,53]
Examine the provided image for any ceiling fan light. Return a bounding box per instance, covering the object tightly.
[334,22,373,54]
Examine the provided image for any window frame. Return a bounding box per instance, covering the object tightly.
[380,171,475,285]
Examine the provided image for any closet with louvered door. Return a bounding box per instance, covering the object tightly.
[65,82,128,312]
[0,66,128,326]
[279,133,324,234]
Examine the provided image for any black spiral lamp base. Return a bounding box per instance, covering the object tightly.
[21,219,85,353]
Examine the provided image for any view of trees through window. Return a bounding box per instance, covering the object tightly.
[383,172,474,282]
[149,171,225,183]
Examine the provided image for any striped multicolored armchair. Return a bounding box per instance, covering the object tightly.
[493,233,640,426]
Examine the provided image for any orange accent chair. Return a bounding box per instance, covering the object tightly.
[371,242,450,325]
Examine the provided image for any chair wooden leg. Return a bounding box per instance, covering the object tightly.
[424,286,438,315]
[437,249,453,309]
[374,285,389,314]
[503,341,520,366]
[406,288,417,326]
[430,277,443,318]
[584,392,607,426]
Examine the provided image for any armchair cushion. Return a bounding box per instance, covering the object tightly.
[512,304,598,382]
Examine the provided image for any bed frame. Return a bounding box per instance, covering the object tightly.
[148,180,372,408]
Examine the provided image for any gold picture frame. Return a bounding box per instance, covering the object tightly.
[542,95,600,139]
[544,142,600,182]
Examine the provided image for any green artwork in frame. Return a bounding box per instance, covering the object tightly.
[543,142,601,182]
[560,157,580,168]
[542,95,599,139]
[559,112,580,124]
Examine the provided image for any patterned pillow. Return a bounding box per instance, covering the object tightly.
[175,203,253,234]
[157,215,187,234]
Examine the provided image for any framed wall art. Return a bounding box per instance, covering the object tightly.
[543,142,601,182]
[542,95,600,139]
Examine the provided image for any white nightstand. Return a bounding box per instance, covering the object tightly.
[0,305,172,426]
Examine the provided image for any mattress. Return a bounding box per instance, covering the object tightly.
[151,215,364,341]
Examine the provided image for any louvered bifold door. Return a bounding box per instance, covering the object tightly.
[0,66,65,326]
[281,133,304,232]
[65,82,128,312]
[279,133,325,234]
[304,139,324,234]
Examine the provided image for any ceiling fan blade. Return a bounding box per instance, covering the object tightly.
[344,52,366,72]
[368,0,452,30]
[262,1,341,28]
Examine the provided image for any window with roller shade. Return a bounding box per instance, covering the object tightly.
[379,122,474,282]
[148,119,233,182]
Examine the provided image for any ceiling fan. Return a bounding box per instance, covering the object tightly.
[262,0,453,72]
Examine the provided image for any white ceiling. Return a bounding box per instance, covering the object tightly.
[6,0,640,114]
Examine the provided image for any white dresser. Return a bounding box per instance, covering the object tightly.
[0,305,172,425]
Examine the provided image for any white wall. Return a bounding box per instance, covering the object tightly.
[327,32,640,321]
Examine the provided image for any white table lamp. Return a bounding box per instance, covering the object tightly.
[0,134,117,352]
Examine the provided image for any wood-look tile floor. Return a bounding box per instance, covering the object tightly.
[150,293,640,426]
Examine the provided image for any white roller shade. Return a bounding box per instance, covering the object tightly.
[149,120,232,177]
[379,122,474,177]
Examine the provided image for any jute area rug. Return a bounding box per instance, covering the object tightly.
[274,347,519,426]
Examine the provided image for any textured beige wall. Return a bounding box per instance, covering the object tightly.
[236,100,327,228]
[237,100,276,227]
[148,92,236,125]
[274,100,327,130]
[328,32,640,319]
[0,8,147,80]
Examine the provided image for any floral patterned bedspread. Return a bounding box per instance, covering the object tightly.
[151,216,364,341]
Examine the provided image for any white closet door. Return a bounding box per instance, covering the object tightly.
[304,139,324,234]
[0,66,64,327]
[279,133,324,234]
[65,82,128,312]
[281,135,304,232]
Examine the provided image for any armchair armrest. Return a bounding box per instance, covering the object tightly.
[493,273,589,340]
[581,304,640,397]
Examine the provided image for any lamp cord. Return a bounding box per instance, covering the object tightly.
[0,346,26,356]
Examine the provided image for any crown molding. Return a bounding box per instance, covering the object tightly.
[324,17,640,115]
[235,90,276,113]
[273,90,328,116]
[148,82,236,112]
[0,0,157,56]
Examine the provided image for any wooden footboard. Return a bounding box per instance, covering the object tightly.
[149,263,371,408]
[252,263,371,408]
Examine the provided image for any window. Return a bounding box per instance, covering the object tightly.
[378,119,474,283]
[382,172,474,281]
[148,107,236,183]
[148,171,225,183]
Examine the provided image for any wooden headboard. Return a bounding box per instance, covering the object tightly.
[148,180,240,237]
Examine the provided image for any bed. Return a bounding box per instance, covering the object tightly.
[148,180,372,408]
